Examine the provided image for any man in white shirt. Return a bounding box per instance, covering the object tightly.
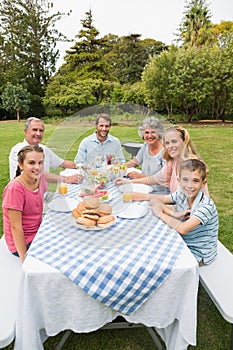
[9,117,82,184]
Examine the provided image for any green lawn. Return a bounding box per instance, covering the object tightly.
[1,119,232,350]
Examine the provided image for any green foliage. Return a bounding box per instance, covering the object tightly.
[178,0,213,47]
[0,0,67,117]
[142,45,233,121]
[1,82,30,121]
[60,10,110,80]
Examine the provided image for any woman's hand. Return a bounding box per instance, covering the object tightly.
[114,177,126,186]
[127,171,145,179]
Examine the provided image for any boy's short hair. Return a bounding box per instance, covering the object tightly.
[179,159,207,180]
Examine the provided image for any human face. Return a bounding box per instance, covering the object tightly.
[143,128,159,145]
[19,151,44,181]
[96,118,111,142]
[164,130,184,159]
[179,168,206,202]
[24,120,44,145]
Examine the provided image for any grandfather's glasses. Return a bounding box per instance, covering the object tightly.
[144,131,157,135]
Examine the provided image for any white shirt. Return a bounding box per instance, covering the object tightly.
[9,139,64,179]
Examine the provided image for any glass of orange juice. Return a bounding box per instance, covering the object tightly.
[58,176,67,198]
[122,181,133,202]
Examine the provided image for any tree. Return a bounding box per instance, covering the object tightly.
[142,47,178,118]
[59,10,110,80]
[206,47,233,121]
[43,76,116,115]
[0,0,66,116]
[178,0,213,47]
[1,83,30,121]
[211,21,233,48]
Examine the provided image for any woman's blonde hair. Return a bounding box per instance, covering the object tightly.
[162,125,198,161]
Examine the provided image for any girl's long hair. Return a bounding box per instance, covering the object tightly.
[15,145,44,177]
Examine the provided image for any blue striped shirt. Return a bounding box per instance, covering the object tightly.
[170,190,218,265]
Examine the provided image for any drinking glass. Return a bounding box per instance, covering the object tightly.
[58,176,67,197]
[121,181,133,202]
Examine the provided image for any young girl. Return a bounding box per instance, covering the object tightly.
[115,125,209,198]
[2,145,48,262]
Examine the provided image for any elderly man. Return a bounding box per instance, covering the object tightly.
[9,117,82,184]
[74,113,125,165]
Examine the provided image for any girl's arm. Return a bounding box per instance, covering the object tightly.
[8,209,27,263]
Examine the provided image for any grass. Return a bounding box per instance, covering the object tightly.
[0,119,232,350]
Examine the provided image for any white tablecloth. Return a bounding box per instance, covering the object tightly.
[14,185,199,350]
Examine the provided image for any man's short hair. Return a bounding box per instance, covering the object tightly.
[95,114,112,126]
[25,117,44,131]
[179,159,207,180]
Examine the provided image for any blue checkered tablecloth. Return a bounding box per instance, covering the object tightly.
[28,184,185,315]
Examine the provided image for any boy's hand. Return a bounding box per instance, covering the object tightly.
[132,192,148,201]
[173,210,191,219]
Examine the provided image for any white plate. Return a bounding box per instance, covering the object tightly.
[59,169,80,177]
[48,197,80,212]
[119,183,153,194]
[70,215,117,231]
[116,203,148,219]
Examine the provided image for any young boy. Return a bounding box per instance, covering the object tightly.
[149,159,218,265]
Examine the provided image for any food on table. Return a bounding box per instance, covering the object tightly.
[98,203,112,216]
[97,215,115,228]
[89,168,98,175]
[95,172,110,189]
[72,198,114,229]
[76,216,96,227]
[84,197,101,209]
[78,186,110,201]
[81,185,96,195]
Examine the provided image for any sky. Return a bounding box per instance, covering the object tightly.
[51,0,233,68]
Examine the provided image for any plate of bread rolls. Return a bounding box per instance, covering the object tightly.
[71,197,116,230]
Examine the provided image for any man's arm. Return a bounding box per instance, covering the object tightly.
[44,172,83,184]
[9,146,20,180]
[74,139,87,164]
[60,160,77,169]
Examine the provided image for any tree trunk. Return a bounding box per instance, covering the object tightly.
[16,109,20,122]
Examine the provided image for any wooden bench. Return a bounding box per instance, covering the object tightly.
[0,235,22,349]
[199,240,233,350]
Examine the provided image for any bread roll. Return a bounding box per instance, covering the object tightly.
[76,216,96,227]
[98,203,112,216]
[84,197,101,209]
[97,215,115,226]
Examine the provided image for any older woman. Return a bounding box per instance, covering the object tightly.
[126,116,167,193]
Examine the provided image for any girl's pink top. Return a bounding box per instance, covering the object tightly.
[2,173,48,252]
